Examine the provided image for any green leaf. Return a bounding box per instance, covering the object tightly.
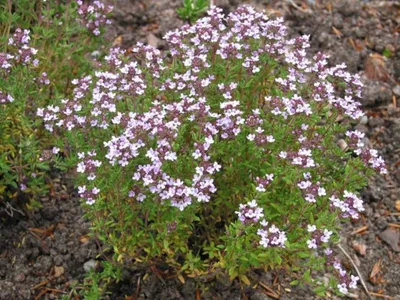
[290,280,299,286]
[313,286,326,296]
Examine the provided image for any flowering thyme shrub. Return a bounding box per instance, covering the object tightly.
[38,6,386,296]
[0,0,111,214]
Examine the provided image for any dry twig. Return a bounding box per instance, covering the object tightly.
[287,0,311,13]
[338,243,372,300]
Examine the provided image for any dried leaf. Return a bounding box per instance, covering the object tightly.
[332,26,343,38]
[54,266,64,278]
[177,274,185,284]
[239,274,251,286]
[28,225,55,239]
[79,235,90,244]
[369,259,383,284]
[259,281,280,299]
[352,241,367,256]
[150,265,165,284]
[326,2,333,12]
[112,35,123,47]
[364,53,390,82]
[396,200,400,212]
[351,226,368,235]
[348,38,364,52]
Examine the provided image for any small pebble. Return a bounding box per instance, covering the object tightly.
[15,273,25,282]
[379,228,400,252]
[376,216,388,230]
[146,33,160,48]
[54,255,63,266]
[359,115,368,125]
[392,85,400,97]
[337,139,348,150]
[83,259,96,272]
[91,50,101,58]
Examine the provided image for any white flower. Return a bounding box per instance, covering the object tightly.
[307,239,317,249]
[298,180,311,190]
[305,194,316,203]
[247,134,255,141]
[256,185,266,192]
[320,229,332,243]
[165,151,177,161]
[292,157,302,165]
[255,127,264,134]
[337,283,348,294]
[192,149,202,159]
[318,187,326,196]
[349,275,359,289]
[307,225,316,232]
[86,198,95,205]
[77,162,86,173]
[299,148,312,157]
[137,193,146,202]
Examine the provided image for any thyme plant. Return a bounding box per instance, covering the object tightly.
[0,0,111,213]
[38,6,386,296]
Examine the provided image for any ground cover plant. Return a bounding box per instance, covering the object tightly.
[0,0,110,216]
[35,4,389,298]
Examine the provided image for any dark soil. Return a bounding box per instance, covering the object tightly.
[1,0,399,299]
[0,173,99,299]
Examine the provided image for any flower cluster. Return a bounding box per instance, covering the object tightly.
[0,53,14,73]
[38,72,50,85]
[0,91,14,104]
[1,28,37,75]
[78,185,100,205]
[330,191,365,219]
[346,130,387,174]
[297,172,326,203]
[1,28,38,104]
[325,249,359,294]
[36,45,164,132]
[6,28,38,67]
[255,173,274,192]
[257,220,287,248]
[236,199,264,224]
[77,151,102,181]
[306,224,332,249]
[358,149,387,174]
[308,54,364,120]
[36,75,91,132]
[77,0,113,36]
[76,151,102,205]
[36,105,61,132]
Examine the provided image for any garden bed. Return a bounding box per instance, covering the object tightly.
[0,0,399,299]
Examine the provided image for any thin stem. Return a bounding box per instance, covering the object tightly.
[337,243,372,300]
